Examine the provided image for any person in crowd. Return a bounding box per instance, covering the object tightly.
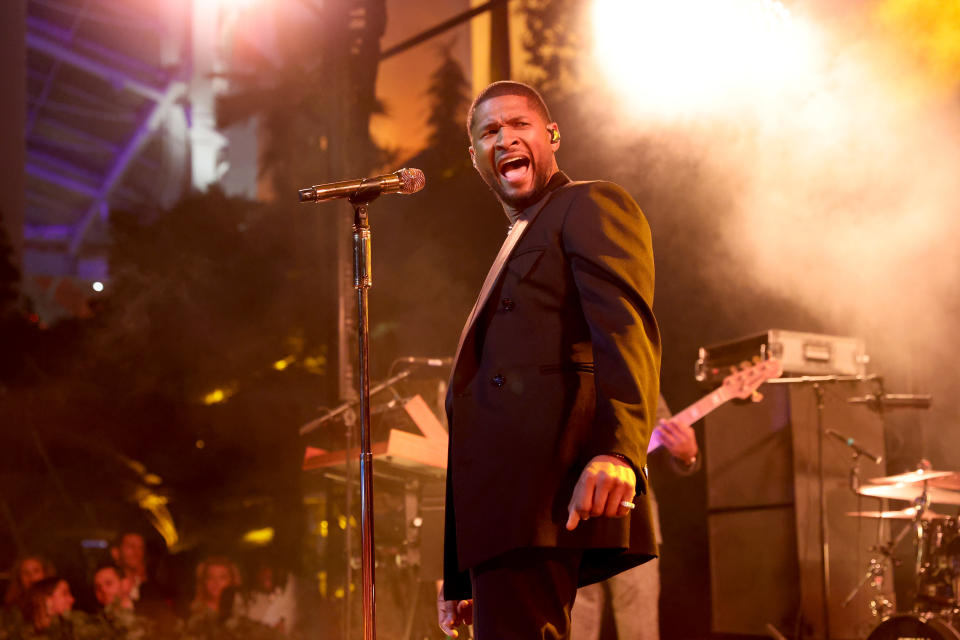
[110,532,148,603]
[3,554,56,612]
[110,530,176,619]
[437,81,661,639]
[22,576,74,633]
[92,563,133,612]
[191,556,243,617]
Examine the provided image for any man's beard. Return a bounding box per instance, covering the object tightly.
[481,169,551,211]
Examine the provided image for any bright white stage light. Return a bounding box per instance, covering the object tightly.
[92,281,104,292]
[591,0,819,117]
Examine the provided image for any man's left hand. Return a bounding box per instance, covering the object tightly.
[566,454,636,530]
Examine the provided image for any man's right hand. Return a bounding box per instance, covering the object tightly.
[437,591,473,637]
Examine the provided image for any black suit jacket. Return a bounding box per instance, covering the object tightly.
[443,173,662,599]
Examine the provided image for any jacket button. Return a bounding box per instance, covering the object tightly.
[491,374,505,388]
[501,298,515,311]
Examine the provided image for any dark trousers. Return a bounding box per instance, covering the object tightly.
[470,548,583,640]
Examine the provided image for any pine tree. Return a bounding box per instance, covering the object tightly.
[425,41,472,155]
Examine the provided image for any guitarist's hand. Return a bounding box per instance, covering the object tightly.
[657,418,698,463]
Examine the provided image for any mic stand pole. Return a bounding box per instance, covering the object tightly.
[349,187,380,640]
[813,382,831,640]
[767,373,883,640]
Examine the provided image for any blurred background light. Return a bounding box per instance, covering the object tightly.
[273,355,295,371]
[242,526,275,546]
[203,389,227,405]
[202,385,238,405]
[91,281,104,292]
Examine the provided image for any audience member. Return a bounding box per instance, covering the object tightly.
[110,532,147,601]
[23,576,74,633]
[3,554,56,611]
[191,556,242,617]
[92,563,133,611]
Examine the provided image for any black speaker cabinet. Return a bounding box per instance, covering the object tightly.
[705,380,894,639]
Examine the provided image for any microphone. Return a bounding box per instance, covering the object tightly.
[398,356,453,367]
[298,168,425,203]
[825,428,882,464]
[847,393,932,411]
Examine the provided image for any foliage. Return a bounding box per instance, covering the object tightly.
[75,187,332,409]
[425,41,472,159]
[518,0,590,101]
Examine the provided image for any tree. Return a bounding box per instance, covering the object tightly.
[518,0,590,102]
[425,41,472,168]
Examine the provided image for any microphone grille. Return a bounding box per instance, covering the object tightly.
[397,168,426,194]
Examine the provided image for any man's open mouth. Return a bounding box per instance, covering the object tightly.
[498,156,531,182]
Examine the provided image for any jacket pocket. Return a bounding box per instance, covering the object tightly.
[506,247,546,280]
[539,362,595,375]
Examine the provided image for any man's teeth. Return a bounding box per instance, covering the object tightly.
[500,158,528,177]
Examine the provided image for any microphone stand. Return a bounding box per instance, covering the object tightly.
[767,373,883,640]
[349,186,379,640]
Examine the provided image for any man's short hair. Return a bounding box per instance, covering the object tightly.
[466,81,552,139]
[112,531,144,548]
[93,562,123,578]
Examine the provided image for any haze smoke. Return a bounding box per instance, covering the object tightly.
[581,0,960,462]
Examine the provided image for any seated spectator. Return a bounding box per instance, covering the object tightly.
[23,577,73,633]
[92,563,132,611]
[3,554,55,612]
[191,556,242,617]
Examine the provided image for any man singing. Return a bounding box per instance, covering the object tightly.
[437,81,662,639]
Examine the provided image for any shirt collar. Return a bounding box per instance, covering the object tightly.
[503,171,571,227]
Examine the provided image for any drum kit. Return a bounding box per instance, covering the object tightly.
[848,468,960,640]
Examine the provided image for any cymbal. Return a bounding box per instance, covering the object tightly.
[846,506,952,520]
[868,470,959,486]
[857,483,960,505]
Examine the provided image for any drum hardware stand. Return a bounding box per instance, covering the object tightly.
[843,521,910,617]
[913,482,935,610]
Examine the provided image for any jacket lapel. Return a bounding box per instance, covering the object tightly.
[451,173,571,368]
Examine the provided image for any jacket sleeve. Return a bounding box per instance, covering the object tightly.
[560,181,661,473]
